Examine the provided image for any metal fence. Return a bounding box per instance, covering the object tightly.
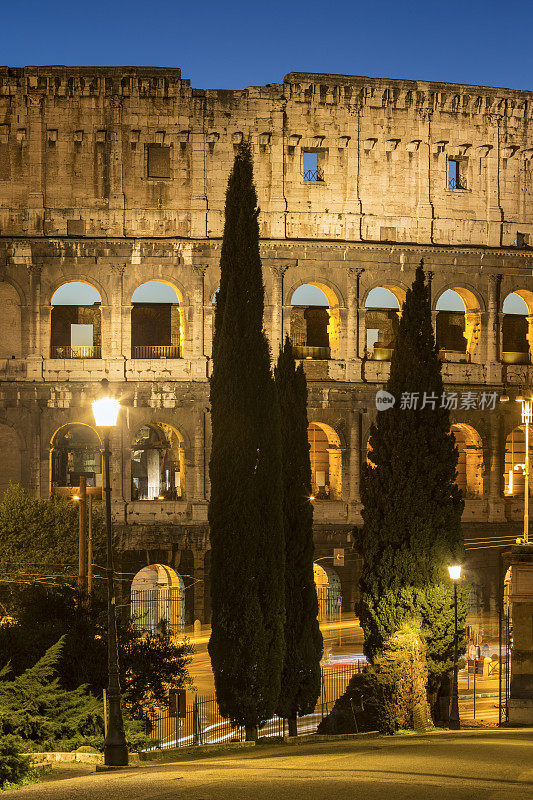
[51,345,101,359]
[144,662,365,750]
[132,344,181,359]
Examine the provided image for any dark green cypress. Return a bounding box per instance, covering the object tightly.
[208,144,284,740]
[275,337,323,736]
[354,261,466,713]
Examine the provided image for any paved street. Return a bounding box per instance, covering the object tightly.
[10,731,533,800]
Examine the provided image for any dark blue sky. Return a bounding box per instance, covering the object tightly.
[4,0,532,92]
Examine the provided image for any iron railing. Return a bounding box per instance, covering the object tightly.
[131,588,185,635]
[132,345,181,359]
[51,345,101,359]
[144,663,365,749]
[303,167,324,182]
[448,176,467,190]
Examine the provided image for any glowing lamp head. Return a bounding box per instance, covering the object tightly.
[72,495,80,502]
[92,396,120,427]
[309,495,315,501]
[448,565,462,581]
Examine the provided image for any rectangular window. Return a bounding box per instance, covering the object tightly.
[303,150,324,182]
[515,232,530,248]
[147,144,171,178]
[448,158,467,190]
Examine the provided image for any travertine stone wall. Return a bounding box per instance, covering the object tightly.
[1,65,533,621]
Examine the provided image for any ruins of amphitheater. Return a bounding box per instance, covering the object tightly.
[1,65,532,626]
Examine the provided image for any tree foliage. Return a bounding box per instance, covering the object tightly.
[0,584,193,718]
[0,639,151,753]
[354,262,466,710]
[0,483,105,583]
[275,337,322,730]
[208,143,285,735]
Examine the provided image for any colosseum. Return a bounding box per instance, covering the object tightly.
[0,65,532,628]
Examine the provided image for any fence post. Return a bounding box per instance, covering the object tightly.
[193,695,199,746]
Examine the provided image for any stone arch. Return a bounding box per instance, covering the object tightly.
[502,290,533,365]
[451,423,483,498]
[50,281,102,359]
[0,281,22,359]
[504,425,533,496]
[434,286,482,361]
[363,285,406,361]
[308,421,342,500]
[289,281,342,360]
[0,423,22,497]
[130,564,185,634]
[313,562,341,621]
[130,422,185,501]
[130,280,183,359]
[50,423,102,491]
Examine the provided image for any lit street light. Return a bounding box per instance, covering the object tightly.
[448,564,462,730]
[92,379,128,767]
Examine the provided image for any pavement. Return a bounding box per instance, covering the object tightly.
[9,730,533,799]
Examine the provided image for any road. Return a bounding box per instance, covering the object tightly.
[11,731,533,799]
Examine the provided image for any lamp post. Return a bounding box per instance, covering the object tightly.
[516,394,532,545]
[92,383,128,767]
[448,564,462,730]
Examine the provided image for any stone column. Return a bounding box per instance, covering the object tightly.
[507,546,533,724]
[191,266,206,359]
[27,94,44,234]
[194,410,206,501]
[487,412,505,521]
[27,264,42,357]
[271,266,286,356]
[487,274,502,380]
[349,413,361,504]
[357,306,367,359]
[346,269,358,361]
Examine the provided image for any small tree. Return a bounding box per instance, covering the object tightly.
[354,261,466,719]
[275,337,322,736]
[208,143,285,740]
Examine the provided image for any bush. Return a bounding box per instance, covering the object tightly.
[318,623,431,736]
[0,735,33,790]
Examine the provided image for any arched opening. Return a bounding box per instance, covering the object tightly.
[364,286,404,361]
[290,283,340,360]
[130,564,185,634]
[504,425,533,496]
[451,424,483,498]
[131,281,182,359]
[0,424,21,497]
[313,562,341,622]
[308,422,342,500]
[50,282,102,359]
[0,283,22,359]
[436,288,480,362]
[50,424,102,490]
[131,423,184,501]
[502,291,533,365]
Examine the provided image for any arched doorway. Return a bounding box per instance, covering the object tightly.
[131,281,182,359]
[451,424,483,498]
[50,282,102,359]
[313,563,341,621]
[290,283,340,360]
[364,286,404,361]
[130,564,185,634]
[50,424,102,490]
[308,422,342,500]
[131,423,185,500]
[502,292,533,365]
[436,288,481,362]
[504,425,533,496]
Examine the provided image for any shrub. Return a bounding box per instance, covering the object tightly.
[0,735,33,789]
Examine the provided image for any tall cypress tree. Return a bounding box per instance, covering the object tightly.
[354,261,466,714]
[275,337,323,737]
[208,144,284,740]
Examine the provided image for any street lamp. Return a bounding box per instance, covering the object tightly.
[92,381,128,767]
[515,394,532,545]
[448,564,462,730]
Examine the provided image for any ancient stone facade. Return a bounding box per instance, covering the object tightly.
[1,66,533,623]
